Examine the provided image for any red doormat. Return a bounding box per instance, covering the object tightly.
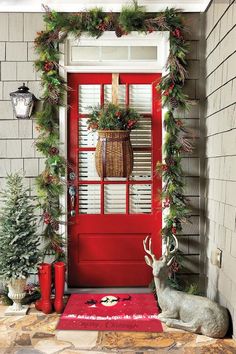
[57,293,163,332]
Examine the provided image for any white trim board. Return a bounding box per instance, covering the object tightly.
[0,0,211,12]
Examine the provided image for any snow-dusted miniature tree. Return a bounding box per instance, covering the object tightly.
[0,173,40,281]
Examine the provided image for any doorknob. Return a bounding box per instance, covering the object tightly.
[68,186,76,216]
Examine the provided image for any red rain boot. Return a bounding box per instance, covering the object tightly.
[54,262,66,314]
[35,263,53,314]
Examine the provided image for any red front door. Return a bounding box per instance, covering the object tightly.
[68,73,162,288]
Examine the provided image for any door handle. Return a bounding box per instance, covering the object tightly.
[68,186,76,216]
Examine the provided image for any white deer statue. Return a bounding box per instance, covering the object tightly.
[143,235,229,338]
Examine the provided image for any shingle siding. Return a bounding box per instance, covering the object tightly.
[205,0,236,339]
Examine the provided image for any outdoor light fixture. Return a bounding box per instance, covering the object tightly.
[10,83,35,119]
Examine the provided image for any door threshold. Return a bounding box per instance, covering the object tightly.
[65,286,152,294]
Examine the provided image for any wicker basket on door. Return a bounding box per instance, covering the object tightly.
[95,130,133,178]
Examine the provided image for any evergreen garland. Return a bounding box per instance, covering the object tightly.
[34,3,193,277]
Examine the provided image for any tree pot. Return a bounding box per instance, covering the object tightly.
[5,278,28,315]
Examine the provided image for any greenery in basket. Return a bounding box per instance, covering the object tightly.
[0,173,41,281]
[87,103,140,131]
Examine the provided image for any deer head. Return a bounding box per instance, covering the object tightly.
[143,235,178,280]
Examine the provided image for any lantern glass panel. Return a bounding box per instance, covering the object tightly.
[11,94,34,119]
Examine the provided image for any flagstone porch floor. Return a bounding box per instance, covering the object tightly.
[0,304,235,354]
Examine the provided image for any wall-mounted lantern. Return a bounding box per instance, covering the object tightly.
[10,83,35,119]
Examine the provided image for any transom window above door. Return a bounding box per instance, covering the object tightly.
[65,32,169,70]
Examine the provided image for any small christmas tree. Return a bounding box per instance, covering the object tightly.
[0,173,40,281]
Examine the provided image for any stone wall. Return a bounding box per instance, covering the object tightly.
[205,0,236,338]
[0,12,202,286]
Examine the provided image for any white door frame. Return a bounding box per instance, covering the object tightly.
[59,31,169,290]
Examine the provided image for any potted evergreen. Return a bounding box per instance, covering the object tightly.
[0,173,40,315]
[87,103,140,178]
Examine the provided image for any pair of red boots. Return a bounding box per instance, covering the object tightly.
[35,262,66,314]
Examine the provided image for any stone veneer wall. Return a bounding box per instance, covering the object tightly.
[205,0,236,338]
[0,13,202,285]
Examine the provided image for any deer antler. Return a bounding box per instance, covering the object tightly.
[143,236,156,267]
[170,234,179,254]
[163,233,179,265]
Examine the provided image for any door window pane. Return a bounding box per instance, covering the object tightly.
[72,46,100,61]
[130,151,152,180]
[130,184,152,214]
[104,184,126,214]
[104,84,126,107]
[79,118,98,147]
[79,85,100,113]
[102,46,128,60]
[130,46,157,60]
[130,85,152,113]
[79,184,100,214]
[130,117,152,147]
[79,152,99,181]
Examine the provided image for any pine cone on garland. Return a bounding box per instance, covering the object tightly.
[105,16,115,31]
[51,220,59,231]
[115,25,127,37]
[169,97,179,109]
[97,21,108,32]
[47,96,60,105]
[176,119,184,127]
[155,14,167,29]
[42,170,54,185]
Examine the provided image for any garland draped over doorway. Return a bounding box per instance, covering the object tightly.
[34,3,192,278]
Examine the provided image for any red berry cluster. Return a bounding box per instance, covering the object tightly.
[147,27,155,33]
[162,164,168,171]
[172,28,182,39]
[52,243,63,254]
[163,198,170,208]
[127,119,136,129]
[44,61,54,72]
[171,222,177,234]
[43,212,51,225]
[49,147,59,155]
[169,259,180,273]
[115,111,121,118]
[163,83,175,96]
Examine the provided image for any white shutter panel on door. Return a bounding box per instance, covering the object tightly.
[130,184,152,214]
[130,85,152,113]
[79,85,100,113]
[79,185,100,214]
[78,84,153,214]
[104,184,126,214]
